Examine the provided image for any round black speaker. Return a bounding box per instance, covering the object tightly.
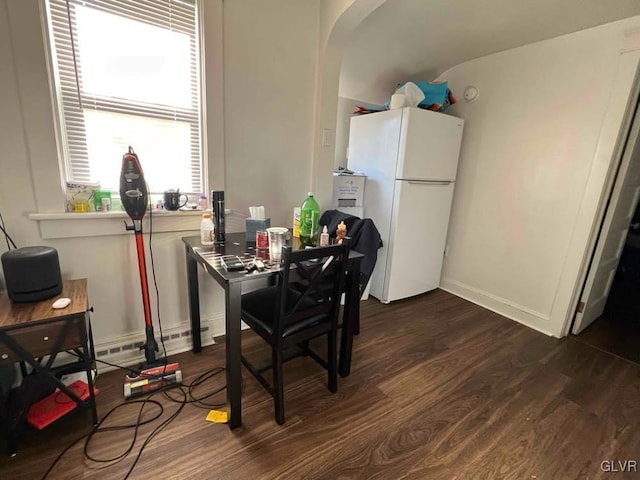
[1,246,62,302]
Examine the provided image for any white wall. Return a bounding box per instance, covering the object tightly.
[222,0,383,220]
[335,97,360,167]
[223,0,320,226]
[0,0,53,272]
[313,0,385,212]
[438,16,640,337]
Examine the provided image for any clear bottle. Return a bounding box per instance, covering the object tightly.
[200,212,215,245]
[336,220,347,244]
[299,192,320,247]
[198,195,208,210]
[320,225,329,247]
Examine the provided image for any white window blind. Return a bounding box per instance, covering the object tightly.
[45,0,203,194]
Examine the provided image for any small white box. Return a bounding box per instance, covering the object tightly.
[332,173,366,208]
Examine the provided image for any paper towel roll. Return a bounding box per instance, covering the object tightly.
[389,93,406,110]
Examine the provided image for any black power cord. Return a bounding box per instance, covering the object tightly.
[147,199,169,364]
[161,367,228,409]
[40,383,185,480]
[0,211,18,250]
[40,357,229,479]
[40,198,231,479]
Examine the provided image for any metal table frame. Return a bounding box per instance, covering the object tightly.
[182,233,362,429]
[0,278,98,455]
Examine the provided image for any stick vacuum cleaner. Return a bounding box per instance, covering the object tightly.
[119,146,182,397]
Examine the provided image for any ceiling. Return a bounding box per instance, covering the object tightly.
[339,0,640,105]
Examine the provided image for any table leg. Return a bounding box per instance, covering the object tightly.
[0,388,16,456]
[340,260,360,377]
[85,317,98,426]
[225,282,242,429]
[87,315,97,370]
[185,246,202,353]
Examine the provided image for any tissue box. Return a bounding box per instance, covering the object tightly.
[246,218,271,243]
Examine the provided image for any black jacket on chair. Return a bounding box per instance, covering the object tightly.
[319,210,383,297]
[319,210,360,242]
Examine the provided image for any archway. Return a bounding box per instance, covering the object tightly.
[311,0,386,208]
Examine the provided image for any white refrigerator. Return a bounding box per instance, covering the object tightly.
[347,107,464,303]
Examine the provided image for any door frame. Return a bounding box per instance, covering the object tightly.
[562,49,640,336]
[570,89,640,334]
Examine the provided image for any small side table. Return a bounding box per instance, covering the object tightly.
[0,278,98,455]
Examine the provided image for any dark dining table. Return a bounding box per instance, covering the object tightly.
[182,233,363,429]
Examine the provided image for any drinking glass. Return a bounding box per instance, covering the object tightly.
[266,227,289,263]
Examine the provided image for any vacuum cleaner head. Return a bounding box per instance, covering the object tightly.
[119,146,148,221]
[124,363,183,398]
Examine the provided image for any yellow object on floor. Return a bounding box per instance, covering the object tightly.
[206,410,229,423]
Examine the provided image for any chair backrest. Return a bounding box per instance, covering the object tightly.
[319,210,383,298]
[274,239,351,337]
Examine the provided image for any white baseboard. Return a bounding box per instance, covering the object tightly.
[9,313,239,389]
[93,313,227,373]
[440,277,559,337]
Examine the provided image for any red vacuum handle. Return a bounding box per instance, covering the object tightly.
[134,231,153,329]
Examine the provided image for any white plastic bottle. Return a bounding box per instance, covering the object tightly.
[320,225,329,247]
[200,212,215,245]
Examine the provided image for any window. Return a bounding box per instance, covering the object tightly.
[45,0,203,194]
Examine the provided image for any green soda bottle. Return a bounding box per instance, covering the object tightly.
[299,192,320,247]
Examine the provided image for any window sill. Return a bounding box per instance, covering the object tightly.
[29,210,203,239]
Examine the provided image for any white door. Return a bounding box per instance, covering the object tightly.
[573,103,640,334]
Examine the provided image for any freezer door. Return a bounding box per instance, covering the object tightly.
[347,109,403,180]
[382,180,455,302]
[396,108,464,181]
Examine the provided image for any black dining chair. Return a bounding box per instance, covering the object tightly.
[240,239,351,425]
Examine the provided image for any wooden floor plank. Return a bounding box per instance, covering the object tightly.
[1,290,640,479]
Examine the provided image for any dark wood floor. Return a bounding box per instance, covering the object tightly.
[2,289,640,479]
[575,271,640,365]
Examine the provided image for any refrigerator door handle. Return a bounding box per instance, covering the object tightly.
[406,180,452,185]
